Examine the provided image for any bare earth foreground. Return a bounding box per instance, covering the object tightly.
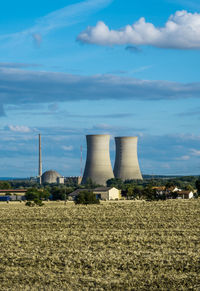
[0,200,199,290]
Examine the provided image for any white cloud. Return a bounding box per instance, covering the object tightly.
[0,0,112,46]
[190,148,200,156]
[7,125,31,133]
[177,155,190,161]
[77,10,200,49]
[62,145,73,151]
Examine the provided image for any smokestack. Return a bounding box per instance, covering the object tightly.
[114,136,143,181]
[38,134,42,184]
[82,134,114,186]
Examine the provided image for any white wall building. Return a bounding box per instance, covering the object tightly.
[68,187,121,201]
[177,191,194,199]
[93,187,121,200]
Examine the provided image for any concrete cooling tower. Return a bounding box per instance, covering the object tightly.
[82,135,114,186]
[114,137,143,181]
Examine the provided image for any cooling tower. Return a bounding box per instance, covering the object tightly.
[114,137,143,181]
[82,135,114,186]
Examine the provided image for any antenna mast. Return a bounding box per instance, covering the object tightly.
[39,134,42,184]
[80,145,83,177]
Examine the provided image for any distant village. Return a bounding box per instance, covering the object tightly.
[0,175,198,203]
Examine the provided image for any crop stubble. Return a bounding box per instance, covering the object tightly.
[0,200,199,290]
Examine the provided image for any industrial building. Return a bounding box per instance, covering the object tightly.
[65,176,82,185]
[114,136,143,181]
[41,170,64,184]
[81,134,114,186]
[0,189,27,201]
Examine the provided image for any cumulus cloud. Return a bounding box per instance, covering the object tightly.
[77,10,200,49]
[6,125,31,133]
[1,68,200,111]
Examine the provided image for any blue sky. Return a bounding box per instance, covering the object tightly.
[1,0,200,177]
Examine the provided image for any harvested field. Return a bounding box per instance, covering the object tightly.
[0,200,200,290]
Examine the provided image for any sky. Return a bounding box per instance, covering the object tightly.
[1,0,200,177]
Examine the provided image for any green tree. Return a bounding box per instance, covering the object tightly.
[42,189,51,200]
[185,184,194,192]
[133,186,143,199]
[51,186,73,200]
[84,178,98,189]
[107,178,123,189]
[126,186,134,199]
[171,191,178,199]
[142,185,157,201]
[165,181,175,189]
[195,177,200,198]
[25,201,35,207]
[25,188,50,201]
[0,181,11,189]
[74,191,100,205]
[26,188,40,201]
[33,198,44,206]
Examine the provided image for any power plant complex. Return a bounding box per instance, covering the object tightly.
[37,134,142,186]
[82,134,142,185]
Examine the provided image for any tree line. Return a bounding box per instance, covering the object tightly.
[0,176,200,206]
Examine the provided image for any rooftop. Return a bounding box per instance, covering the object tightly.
[0,189,27,193]
[94,187,115,192]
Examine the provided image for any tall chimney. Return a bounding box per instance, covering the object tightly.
[39,134,42,184]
